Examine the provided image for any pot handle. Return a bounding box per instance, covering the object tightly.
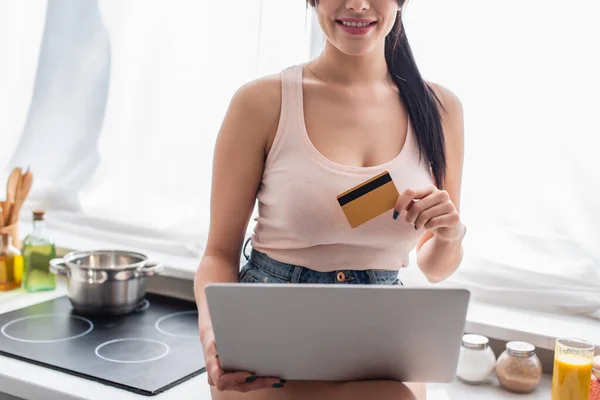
[50,258,70,276]
[139,262,164,277]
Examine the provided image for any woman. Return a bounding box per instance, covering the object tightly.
[194,0,466,398]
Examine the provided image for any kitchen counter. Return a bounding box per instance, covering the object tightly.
[0,280,553,400]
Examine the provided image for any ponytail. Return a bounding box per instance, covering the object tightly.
[386,9,447,188]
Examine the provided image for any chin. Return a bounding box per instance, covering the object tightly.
[332,41,378,57]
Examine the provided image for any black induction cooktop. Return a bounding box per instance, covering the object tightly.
[0,293,206,396]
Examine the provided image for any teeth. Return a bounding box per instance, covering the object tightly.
[341,21,371,28]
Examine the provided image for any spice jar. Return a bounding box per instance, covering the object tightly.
[456,334,497,384]
[495,341,543,393]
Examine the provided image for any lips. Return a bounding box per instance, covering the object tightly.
[335,19,377,35]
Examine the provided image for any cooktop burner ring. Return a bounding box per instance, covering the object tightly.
[155,310,199,339]
[0,314,94,343]
[95,338,170,364]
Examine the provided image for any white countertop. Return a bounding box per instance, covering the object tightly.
[0,281,552,400]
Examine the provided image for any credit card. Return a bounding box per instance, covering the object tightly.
[337,171,399,228]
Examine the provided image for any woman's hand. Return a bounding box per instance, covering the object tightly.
[202,330,283,392]
[393,185,465,241]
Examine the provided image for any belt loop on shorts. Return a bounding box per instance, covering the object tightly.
[367,270,377,285]
[291,266,303,283]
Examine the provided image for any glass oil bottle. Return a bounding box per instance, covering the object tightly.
[22,210,56,292]
[0,233,23,291]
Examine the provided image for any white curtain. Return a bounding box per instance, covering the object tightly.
[2,0,599,317]
[397,0,600,318]
[0,1,47,170]
[2,0,311,257]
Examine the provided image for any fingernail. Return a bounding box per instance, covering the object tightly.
[245,375,257,382]
[272,380,285,388]
[393,210,399,220]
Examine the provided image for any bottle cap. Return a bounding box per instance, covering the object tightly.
[33,210,45,221]
[506,341,536,357]
[462,334,489,350]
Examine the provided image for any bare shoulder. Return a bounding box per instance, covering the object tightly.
[226,73,282,153]
[426,81,464,188]
[425,81,464,141]
[426,81,463,119]
[232,73,281,114]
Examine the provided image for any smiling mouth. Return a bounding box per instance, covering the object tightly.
[336,20,377,28]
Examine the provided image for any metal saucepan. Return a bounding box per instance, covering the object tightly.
[50,250,163,315]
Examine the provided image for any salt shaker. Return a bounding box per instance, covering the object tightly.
[456,334,497,384]
[495,341,543,393]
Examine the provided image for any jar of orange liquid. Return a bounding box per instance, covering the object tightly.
[551,338,594,400]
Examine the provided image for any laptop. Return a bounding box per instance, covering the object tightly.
[205,283,470,383]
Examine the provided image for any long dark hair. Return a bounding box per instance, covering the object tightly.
[308,0,447,188]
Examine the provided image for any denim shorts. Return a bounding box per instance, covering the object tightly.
[239,247,403,286]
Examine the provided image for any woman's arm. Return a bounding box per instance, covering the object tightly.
[194,75,282,340]
[414,83,465,283]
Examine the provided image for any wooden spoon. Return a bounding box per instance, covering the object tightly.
[0,201,12,227]
[19,170,32,198]
[0,204,4,227]
[6,167,21,203]
[9,170,33,225]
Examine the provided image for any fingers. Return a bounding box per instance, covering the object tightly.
[202,332,282,393]
[206,357,224,388]
[404,193,444,225]
[424,213,460,232]
[207,372,214,387]
[412,202,454,230]
[203,337,221,387]
[203,335,282,393]
[229,377,284,393]
[206,351,256,391]
[217,371,258,391]
[394,186,437,217]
